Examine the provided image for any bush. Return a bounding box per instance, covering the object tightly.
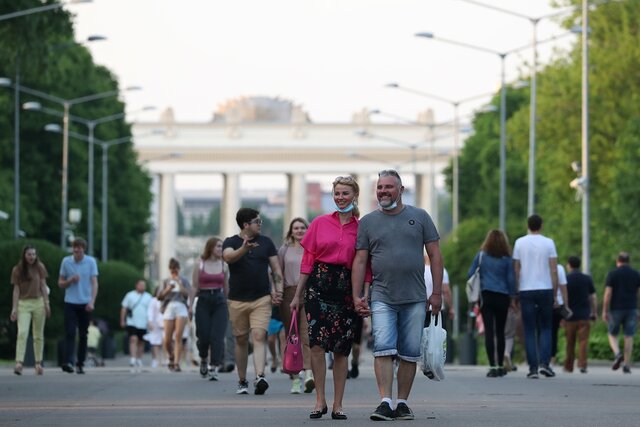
[0,239,143,360]
[473,320,640,367]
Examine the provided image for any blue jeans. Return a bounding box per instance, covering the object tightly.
[64,303,91,366]
[519,290,553,371]
[371,300,426,362]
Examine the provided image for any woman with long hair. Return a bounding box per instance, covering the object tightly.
[467,229,516,377]
[10,245,50,375]
[291,176,370,420]
[278,217,314,394]
[159,258,191,372]
[191,236,229,380]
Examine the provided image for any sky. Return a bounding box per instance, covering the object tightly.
[70,0,579,189]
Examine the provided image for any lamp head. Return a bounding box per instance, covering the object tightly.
[0,77,12,87]
[571,161,581,173]
[44,123,62,133]
[87,35,107,42]
[415,32,435,39]
[23,101,42,111]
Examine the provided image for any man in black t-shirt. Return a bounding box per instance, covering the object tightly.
[223,208,283,395]
[602,252,640,374]
[563,256,597,373]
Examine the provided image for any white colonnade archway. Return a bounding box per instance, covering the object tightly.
[134,118,457,280]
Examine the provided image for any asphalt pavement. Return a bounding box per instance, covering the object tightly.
[1,353,638,427]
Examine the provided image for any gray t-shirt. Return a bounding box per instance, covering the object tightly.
[356,205,439,305]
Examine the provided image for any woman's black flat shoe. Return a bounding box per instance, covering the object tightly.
[309,406,328,419]
[331,411,348,420]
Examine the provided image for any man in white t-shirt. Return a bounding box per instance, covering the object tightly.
[120,279,152,370]
[513,214,569,379]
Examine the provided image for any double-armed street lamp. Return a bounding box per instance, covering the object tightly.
[14,84,142,248]
[24,102,155,254]
[0,34,105,240]
[44,125,165,261]
[454,0,590,218]
[385,83,494,229]
[415,30,575,231]
[356,124,461,222]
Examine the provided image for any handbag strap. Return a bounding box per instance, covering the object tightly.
[288,308,299,336]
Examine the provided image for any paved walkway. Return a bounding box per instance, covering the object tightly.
[1,355,638,427]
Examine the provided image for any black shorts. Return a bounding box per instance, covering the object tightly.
[126,326,146,340]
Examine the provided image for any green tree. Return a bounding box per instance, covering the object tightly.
[0,1,152,267]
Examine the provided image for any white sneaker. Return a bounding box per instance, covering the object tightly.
[304,374,315,393]
[151,359,158,368]
[290,378,302,394]
[136,359,143,367]
[209,366,219,381]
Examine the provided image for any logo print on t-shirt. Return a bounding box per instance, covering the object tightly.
[408,220,415,225]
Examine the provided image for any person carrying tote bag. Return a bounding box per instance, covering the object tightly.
[466,229,516,378]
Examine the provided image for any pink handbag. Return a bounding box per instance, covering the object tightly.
[282,308,304,375]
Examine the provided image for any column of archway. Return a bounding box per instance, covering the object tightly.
[158,173,177,279]
[221,173,240,239]
[286,173,307,227]
[356,173,373,216]
[415,173,438,229]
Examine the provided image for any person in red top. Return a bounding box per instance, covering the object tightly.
[291,175,370,421]
[191,236,229,380]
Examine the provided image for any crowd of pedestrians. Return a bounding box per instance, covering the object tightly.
[7,171,640,423]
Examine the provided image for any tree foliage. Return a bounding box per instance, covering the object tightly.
[444,0,640,289]
[440,1,640,361]
[0,1,152,267]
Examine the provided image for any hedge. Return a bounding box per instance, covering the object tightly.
[0,239,144,360]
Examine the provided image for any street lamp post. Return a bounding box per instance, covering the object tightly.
[356,126,457,220]
[0,35,105,241]
[101,134,172,262]
[415,31,573,230]
[581,0,590,273]
[385,83,494,229]
[455,0,578,216]
[44,125,164,261]
[15,84,141,248]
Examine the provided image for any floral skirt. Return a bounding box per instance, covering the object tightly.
[305,262,357,356]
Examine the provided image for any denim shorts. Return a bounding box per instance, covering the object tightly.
[163,301,188,320]
[608,309,638,336]
[371,300,426,362]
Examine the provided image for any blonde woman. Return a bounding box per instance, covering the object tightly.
[159,258,191,372]
[10,245,50,375]
[291,176,370,420]
[278,217,313,394]
[191,237,229,380]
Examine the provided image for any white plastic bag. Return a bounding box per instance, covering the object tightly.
[419,312,447,381]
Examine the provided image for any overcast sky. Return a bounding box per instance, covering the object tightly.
[70,0,578,189]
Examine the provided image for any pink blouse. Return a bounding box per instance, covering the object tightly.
[300,212,371,281]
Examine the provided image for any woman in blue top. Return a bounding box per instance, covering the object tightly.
[467,229,516,377]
